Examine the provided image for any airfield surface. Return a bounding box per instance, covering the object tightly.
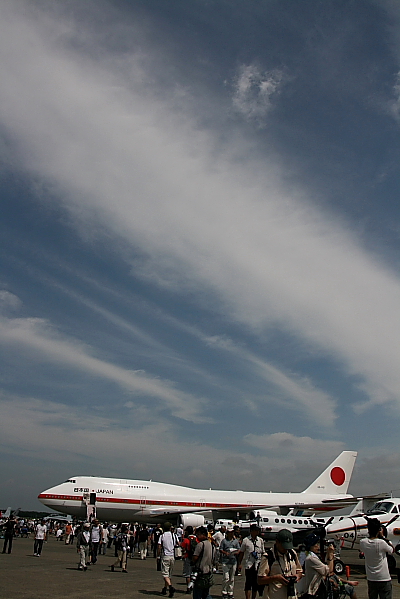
[1,536,400,599]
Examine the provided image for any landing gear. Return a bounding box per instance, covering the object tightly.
[333,559,345,575]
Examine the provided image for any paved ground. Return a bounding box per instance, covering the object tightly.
[1,536,400,599]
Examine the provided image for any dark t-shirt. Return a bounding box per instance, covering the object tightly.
[5,520,16,534]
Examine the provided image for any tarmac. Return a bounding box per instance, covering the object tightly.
[1,536,400,599]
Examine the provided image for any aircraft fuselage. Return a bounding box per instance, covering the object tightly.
[38,475,353,523]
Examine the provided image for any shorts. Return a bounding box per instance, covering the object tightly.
[161,555,175,578]
[245,565,261,592]
[183,557,192,578]
[343,584,355,597]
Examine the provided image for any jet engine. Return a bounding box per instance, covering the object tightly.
[179,514,206,528]
[249,509,280,520]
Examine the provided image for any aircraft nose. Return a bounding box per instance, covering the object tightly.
[38,484,60,507]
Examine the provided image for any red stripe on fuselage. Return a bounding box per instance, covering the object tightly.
[38,493,262,510]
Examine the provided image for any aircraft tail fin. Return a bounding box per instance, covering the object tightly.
[1,507,11,518]
[302,451,357,495]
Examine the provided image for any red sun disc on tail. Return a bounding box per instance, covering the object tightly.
[330,467,346,486]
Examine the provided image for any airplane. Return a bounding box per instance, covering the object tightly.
[325,497,400,572]
[326,497,400,548]
[0,507,20,520]
[43,514,73,523]
[38,451,357,525]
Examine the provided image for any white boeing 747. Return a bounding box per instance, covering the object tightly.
[38,451,357,525]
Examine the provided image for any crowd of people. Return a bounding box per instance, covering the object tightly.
[0,514,395,599]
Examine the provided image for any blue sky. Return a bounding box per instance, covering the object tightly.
[1,0,400,510]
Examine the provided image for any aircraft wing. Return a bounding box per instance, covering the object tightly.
[322,493,390,504]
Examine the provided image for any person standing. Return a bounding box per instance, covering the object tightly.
[76,522,91,571]
[158,522,178,597]
[219,526,241,598]
[238,524,265,599]
[111,524,129,573]
[89,519,103,564]
[300,532,335,598]
[152,523,164,558]
[212,525,226,573]
[33,519,47,556]
[257,529,302,599]
[192,526,214,599]
[2,515,17,554]
[138,524,150,559]
[181,526,198,593]
[360,518,394,599]
[100,524,109,555]
[65,522,72,544]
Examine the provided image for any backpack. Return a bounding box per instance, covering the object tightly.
[188,535,198,559]
[264,547,297,570]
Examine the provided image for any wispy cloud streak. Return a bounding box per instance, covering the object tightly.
[1,0,400,418]
[0,315,209,422]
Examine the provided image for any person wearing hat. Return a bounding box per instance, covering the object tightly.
[238,523,265,599]
[76,522,91,571]
[219,526,241,598]
[301,532,334,598]
[258,529,302,599]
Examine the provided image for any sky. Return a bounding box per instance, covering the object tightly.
[1,0,400,511]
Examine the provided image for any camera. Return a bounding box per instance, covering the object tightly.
[285,575,297,596]
[251,551,259,559]
[190,571,198,583]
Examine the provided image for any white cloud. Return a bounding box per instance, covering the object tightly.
[204,335,337,426]
[244,432,344,459]
[232,64,284,124]
[1,1,400,420]
[0,394,349,495]
[0,314,210,423]
[0,290,22,312]
[389,71,400,121]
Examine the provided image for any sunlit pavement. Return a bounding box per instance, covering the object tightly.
[1,536,399,599]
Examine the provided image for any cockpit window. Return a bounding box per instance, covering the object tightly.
[64,479,76,483]
[367,501,394,515]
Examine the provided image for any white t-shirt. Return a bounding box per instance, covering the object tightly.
[35,524,47,540]
[91,526,102,543]
[158,531,178,556]
[240,535,265,569]
[212,531,225,547]
[359,537,393,581]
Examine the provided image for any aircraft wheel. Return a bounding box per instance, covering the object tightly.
[333,560,345,575]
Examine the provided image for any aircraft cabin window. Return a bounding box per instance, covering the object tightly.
[275,518,279,523]
[287,519,291,524]
[281,518,285,523]
[293,519,297,524]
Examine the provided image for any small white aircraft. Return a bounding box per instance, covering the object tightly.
[326,497,400,552]
[38,451,357,525]
[322,497,400,573]
[0,507,11,519]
